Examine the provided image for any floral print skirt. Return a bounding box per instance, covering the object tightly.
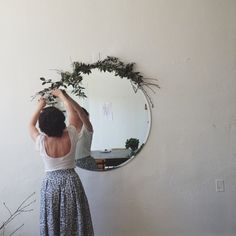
[76,156,97,171]
[40,169,94,236]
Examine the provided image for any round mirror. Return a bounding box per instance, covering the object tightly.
[62,69,151,171]
[35,57,158,171]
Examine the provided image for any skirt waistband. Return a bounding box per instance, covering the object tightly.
[44,168,77,179]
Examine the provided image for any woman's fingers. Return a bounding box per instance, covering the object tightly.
[51,88,61,97]
[37,97,46,108]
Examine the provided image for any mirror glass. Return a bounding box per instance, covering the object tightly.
[58,69,151,171]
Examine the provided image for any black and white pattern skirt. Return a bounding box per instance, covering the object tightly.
[76,156,97,171]
[40,169,94,236]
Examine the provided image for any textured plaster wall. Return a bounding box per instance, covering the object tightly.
[0,0,236,235]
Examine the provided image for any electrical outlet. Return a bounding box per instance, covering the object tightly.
[215,179,225,192]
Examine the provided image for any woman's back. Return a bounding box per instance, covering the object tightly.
[44,130,71,158]
[36,125,79,172]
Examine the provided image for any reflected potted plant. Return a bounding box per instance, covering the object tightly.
[125,138,139,153]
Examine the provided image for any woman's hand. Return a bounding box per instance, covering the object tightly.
[37,97,46,110]
[51,89,64,98]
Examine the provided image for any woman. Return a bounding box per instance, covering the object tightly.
[29,89,94,236]
[62,93,97,170]
[75,108,97,171]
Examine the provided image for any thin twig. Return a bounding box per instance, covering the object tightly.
[9,224,24,236]
[16,192,35,212]
[142,84,157,94]
[3,203,12,216]
[0,192,36,235]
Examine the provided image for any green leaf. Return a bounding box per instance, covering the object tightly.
[33,56,159,107]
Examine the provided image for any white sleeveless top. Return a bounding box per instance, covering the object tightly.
[75,125,93,159]
[36,125,79,172]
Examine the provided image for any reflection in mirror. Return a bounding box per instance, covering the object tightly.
[58,69,151,171]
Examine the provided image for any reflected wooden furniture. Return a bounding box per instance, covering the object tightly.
[95,159,106,170]
[91,148,132,170]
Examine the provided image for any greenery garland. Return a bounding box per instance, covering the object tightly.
[33,56,159,107]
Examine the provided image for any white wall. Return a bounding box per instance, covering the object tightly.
[0,0,236,235]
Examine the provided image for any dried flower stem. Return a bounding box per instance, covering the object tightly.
[0,192,36,236]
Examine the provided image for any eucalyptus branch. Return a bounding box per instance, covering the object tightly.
[33,56,159,107]
[0,192,36,236]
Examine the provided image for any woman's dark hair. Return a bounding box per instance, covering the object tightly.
[82,107,89,116]
[39,106,66,137]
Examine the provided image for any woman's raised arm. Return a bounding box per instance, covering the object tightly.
[51,89,83,132]
[63,93,93,132]
[29,97,46,141]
